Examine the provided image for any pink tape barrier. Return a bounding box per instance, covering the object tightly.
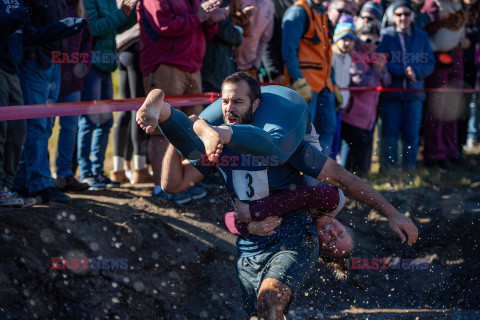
[1,86,479,121]
[0,92,221,121]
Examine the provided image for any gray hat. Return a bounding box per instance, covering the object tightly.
[360,1,384,22]
[392,0,414,11]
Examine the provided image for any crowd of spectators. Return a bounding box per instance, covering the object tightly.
[0,0,479,207]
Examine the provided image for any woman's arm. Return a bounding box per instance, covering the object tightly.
[223,212,282,237]
[234,185,344,221]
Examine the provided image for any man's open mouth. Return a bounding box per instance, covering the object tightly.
[227,117,238,125]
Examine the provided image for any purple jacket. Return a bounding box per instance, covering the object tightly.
[60,0,92,96]
[137,0,218,75]
[341,57,391,131]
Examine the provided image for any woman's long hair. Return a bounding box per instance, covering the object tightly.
[318,226,355,282]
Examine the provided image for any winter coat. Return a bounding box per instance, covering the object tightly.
[342,55,391,130]
[84,0,136,73]
[137,0,218,75]
[201,0,243,91]
[375,25,435,102]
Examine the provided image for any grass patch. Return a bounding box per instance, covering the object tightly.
[365,148,480,191]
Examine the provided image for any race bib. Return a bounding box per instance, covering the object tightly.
[232,170,269,201]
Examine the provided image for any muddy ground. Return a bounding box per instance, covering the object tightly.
[0,155,479,320]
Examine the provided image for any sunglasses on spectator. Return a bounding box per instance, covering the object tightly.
[395,11,412,17]
[360,35,380,45]
[333,8,353,15]
[361,15,375,21]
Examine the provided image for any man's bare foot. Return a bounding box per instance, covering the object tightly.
[136,89,168,134]
[193,118,224,163]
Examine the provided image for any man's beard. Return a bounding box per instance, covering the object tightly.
[223,103,255,125]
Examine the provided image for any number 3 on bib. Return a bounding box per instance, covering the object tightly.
[232,170,269,201]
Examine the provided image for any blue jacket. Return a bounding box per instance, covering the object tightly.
[376,26,435,102]
[0,0,87,74]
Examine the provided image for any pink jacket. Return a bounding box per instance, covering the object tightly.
[236,0,274,70]
[341,58,391,131]
[138,0,218,75]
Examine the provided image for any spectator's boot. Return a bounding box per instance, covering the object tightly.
[133,169,154,184]
[109,171,130,184]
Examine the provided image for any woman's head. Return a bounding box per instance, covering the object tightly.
[358,23,380,54]
[315,215,354,258]
[315,215,355,281]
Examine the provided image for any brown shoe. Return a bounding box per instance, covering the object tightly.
[133,168,154,183]
[55,176,89,192]
[109,171,130,184]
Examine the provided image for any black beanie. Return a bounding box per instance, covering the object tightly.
[392,0,413,11]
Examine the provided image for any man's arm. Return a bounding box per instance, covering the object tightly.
[23,18,87,46]
[281,5,307,82]
[0,8,29,42]
[161,143,205,193]
[317,158,418,245]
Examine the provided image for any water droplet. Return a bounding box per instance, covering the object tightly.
[133,281,145,292]
[90,242,99,251]
[40,229,54,244]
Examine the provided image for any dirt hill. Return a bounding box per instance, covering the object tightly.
[1,158,480,319]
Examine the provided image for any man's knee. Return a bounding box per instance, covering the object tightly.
[257,278,291,320]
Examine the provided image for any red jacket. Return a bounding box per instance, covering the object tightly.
[138,0,218,75]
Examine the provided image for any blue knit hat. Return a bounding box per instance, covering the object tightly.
[333,15,357,43]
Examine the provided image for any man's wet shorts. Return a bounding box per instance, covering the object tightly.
[235,231,319,317]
